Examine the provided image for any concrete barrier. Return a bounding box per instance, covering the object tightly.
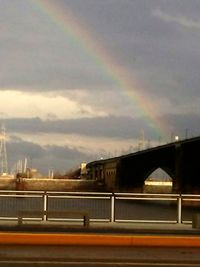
[0,177,100,191]
[0,233,200,247]
[22,178,99,191]
[0,178,16,190]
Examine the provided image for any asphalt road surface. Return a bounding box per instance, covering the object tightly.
[0,245,200,266]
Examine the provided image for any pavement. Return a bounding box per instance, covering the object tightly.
[0,219,199,235]
[0,220,200,247]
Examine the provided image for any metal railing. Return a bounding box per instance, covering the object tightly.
[0,190,199,224]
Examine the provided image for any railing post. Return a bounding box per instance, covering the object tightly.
[111,194,115,223]
[177,194,182,224]
[43,192,48,221]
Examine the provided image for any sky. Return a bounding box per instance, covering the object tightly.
[0,0,200,175]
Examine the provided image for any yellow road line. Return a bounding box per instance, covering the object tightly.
[0,233,200,247]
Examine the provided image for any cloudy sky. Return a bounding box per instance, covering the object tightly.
[0,0,200,174]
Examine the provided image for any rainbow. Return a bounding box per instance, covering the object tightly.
[29,0,169,139]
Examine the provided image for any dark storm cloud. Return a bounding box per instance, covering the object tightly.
[163,113,200,138]
[0,0,114,91]
[4,112,200,141]
[1,0,200,99]
[4,116,154,139]
[52,0,200,106]
[7,138,90,174]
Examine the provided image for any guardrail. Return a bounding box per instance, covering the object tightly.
[0,190,199,224]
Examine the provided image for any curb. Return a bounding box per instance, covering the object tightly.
[1,232,200,247]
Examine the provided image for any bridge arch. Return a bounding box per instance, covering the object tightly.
[144,166,174,182]
[144,167,173,193]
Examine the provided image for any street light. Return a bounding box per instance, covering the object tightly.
[175,135,179,141]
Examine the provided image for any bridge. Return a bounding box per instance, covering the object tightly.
[87,136,200,193]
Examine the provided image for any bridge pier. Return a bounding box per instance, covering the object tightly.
[173,144,183,193]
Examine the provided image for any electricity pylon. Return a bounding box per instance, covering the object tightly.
[138,129,145,151]
[0,125,8,175]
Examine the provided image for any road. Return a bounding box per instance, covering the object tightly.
[0,245,200,266]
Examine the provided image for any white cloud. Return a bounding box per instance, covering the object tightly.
[153,8,200,30]
[11,131,147,156]
[65,88,143,118]
[0,90,107,120]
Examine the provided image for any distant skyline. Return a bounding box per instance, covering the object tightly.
[0,0,199,174]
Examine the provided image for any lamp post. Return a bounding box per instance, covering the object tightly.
[175,135,179,141]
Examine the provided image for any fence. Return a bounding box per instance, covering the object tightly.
[0,190,199,224]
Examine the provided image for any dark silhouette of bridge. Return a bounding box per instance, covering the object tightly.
[87,136,200,193]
